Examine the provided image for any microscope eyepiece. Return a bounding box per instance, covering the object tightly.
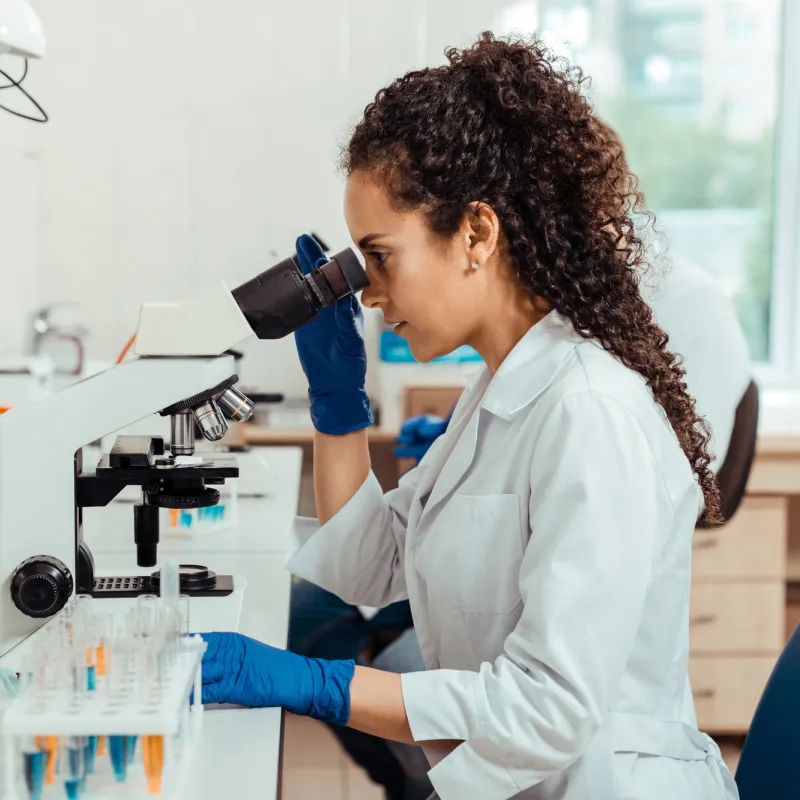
[232,248,369,340]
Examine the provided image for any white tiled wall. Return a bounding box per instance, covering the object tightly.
[0,0,513,397]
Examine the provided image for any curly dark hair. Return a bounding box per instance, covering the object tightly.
[343,32,722,526]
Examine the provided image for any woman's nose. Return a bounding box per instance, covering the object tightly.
[360,268,385,310]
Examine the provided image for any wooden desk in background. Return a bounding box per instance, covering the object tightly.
[235,425,402,517]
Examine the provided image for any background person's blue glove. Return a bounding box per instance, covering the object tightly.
[293,234,372,435]
[200,632,355,726]
[394,412,452,463]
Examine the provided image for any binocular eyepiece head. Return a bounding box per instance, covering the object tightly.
[232,248,369,341]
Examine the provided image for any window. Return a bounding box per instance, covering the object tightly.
[495,0,797,373]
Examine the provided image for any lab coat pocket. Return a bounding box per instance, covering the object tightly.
[421,493,523,614]
[461,604,523,667]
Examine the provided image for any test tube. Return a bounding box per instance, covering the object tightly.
[84,736,98,775]
[136,595,159,638]
[22,739,46,800]
[108,735,127,783]
[33,737,58,785]
[142,735,164,794]
[178,595,190,635]
[62,736,84,799]
[93,614,111,678]
[69,648,89,700]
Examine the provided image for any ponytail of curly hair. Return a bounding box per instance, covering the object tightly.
[343,32,722,526]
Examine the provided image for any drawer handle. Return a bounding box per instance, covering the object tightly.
[693,688,716,699]
[693,537,719,550]
[690,613,718,626]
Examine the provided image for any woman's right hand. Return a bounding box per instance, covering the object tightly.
[293,234,372,435]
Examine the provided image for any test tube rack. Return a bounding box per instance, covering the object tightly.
[1,635,205,800]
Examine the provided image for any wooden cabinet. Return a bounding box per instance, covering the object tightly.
[689,582,785,653]
[690,496,787,733]
[689,657,776,733]
[692,497,787,580]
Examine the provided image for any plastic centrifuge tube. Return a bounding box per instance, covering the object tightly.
[161,559,179,609]
[178,595,190,635]
[75,594,93,622]
[62,736,84,799]
[70,648,89,700]
[33,736,58,785]
[84,735,98,775]
[22,739,46,800]
[142,735,164,795]
[108,735,127,783]
[136,595,159,638]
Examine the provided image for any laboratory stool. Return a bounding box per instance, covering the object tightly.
[735,620,800,798]
[698,379,759,527]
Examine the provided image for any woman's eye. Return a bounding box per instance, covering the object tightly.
[370,251,389,267]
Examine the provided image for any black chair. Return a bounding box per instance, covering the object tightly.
[736,621,800,798]
[698,379,759,526]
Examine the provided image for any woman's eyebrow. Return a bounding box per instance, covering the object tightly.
[358,233,391,249]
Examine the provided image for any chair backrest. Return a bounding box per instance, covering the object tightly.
[698,379,759,527]
[736,621,800,798]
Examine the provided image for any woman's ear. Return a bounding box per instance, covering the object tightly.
[462,202,500,270]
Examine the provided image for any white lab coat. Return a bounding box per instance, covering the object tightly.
[286,311,739,800]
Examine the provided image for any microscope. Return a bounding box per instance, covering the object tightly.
[0,246,368,660]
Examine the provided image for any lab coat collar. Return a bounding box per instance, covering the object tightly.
[479,310,585,420]
[416,312,583,521]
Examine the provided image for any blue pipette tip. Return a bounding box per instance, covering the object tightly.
[64,778,80,800]
[127,735,137,761]
[87,665,96,691]
[23,750,46,800]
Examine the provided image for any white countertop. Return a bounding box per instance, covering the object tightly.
[84,445,303,800]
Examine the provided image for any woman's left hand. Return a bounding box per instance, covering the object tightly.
[200,632,355,726]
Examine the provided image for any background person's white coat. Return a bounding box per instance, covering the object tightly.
[287,312,738,800]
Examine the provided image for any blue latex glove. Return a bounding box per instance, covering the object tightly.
[293,234,372,435]
[200,632,355,725]
[394,413,451,462]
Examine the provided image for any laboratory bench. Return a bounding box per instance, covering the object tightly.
[83,446,303,800]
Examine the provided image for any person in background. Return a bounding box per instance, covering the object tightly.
[201,34,739,800]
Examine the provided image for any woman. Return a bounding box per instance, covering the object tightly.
[200,34,738,800]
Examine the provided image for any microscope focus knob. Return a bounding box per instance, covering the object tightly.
[10,556,74,618]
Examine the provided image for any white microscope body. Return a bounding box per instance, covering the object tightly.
[0,283,255,662]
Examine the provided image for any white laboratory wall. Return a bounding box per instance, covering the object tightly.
[0,0,501,401]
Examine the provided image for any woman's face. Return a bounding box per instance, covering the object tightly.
[344,171,489,363]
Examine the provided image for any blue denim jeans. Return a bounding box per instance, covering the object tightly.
[288,579,432,800]
[288,578,413,661]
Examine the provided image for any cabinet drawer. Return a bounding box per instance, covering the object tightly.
[690,656,775,733]
[693,497,787,579]
[689,582,785,653]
